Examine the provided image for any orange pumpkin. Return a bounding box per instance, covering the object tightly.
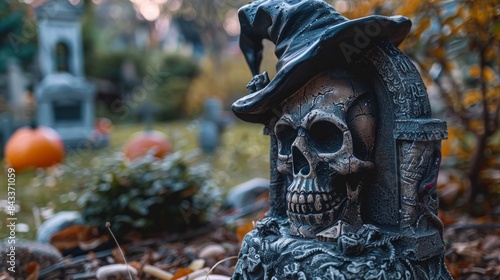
[5,126,65,171]
[123,130,172,161]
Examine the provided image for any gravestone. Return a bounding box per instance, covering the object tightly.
[198,98,227,154]
[231,0,452,279]
[35,0,95,148]
[6,59,29,122]
[0,113,13,157]
[199,122,220,155]
[1,60,30,157]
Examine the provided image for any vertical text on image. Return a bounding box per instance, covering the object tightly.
[6,167,17,273]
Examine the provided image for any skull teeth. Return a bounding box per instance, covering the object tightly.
[287,198,346,231]
[287,191,337,214]
[315,194,322,211]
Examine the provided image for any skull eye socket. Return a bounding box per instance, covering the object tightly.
[309,120,343,153]
[276,124,297,155]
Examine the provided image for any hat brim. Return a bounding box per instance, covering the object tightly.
[232,15,411,124]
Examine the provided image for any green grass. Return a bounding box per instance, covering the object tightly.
[1,119,270,240]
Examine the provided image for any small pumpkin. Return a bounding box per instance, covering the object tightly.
[4,125,65,171]
[123,130,172,161]
[95,118,112,134]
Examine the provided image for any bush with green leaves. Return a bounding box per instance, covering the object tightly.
[77,151,220,236]
[148,54,199,120]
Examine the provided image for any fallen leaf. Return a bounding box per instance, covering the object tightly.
[439,210,457,226]
[444,259,460,279]
[481,234,500,251]
[129,261,142,272]
[78,235,110,251]
[236,220,254,244]
[452,240,483,263]
[172,267,194,279]
[25,262,39,280]
[0,272,14,280]
[112,246,127,264]
[484,249,500,262]
[50,225,108,251]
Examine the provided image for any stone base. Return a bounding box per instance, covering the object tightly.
[232,218,452,280]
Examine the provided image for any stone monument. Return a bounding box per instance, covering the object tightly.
[34,0,95,148]
[199,98,227,154]
[231,0,452,279]
[6,59,29,122]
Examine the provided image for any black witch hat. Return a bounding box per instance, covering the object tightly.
[232,0,412,123]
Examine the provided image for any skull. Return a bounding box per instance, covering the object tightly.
[275,69,378,239]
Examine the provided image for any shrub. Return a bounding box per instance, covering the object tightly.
[148,54,199,120]
[77,151,220,237]
[86,51,146,83]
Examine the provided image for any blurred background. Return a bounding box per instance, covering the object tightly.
[0,0,498,247]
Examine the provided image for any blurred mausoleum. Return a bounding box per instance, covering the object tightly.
[34,0,95,149]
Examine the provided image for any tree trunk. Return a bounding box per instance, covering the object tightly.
[467,133,488,215]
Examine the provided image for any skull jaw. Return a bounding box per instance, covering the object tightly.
[288,198,347,238]
[286,175,365,240]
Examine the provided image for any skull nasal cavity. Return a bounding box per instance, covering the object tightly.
[292,146,310,176]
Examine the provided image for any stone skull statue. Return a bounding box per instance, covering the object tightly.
[230,1,452,278]
[275,69,378,239]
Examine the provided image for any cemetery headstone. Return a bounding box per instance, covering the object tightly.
[6,59,28,122]
[230,1,452,279]
[34,0,96,148]
[199,98,227,154]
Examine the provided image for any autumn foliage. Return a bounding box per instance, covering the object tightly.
[334,0,500,214]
